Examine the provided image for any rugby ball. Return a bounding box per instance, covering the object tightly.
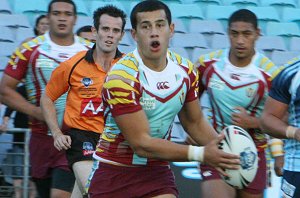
[220,125,258,189]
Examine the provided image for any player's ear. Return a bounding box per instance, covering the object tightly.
[169,22,175,38]
[131,28,137,42]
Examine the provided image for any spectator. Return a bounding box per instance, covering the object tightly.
[41,5,126,197]
[86,1,239,197]
[23,14,49,43]
[76,25,96,43]
[0,0,93,197]
[195,9,280,198]
[0,83,36,198]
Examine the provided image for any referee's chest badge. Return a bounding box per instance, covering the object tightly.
[81,77,93,87]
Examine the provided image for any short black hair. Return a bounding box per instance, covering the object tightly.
[48,0,77,15]
[93,5,127,32]
[130,0,172,30]
[34,15,47,36]
[76,25,92,36]
[228,9,258,29]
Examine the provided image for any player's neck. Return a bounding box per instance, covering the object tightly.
[93,49,116,72]
[139,52,167,72]
[49,32,75,46]
[229,51,254,67]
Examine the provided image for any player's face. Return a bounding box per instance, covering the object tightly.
[131,10,174,67]
[94,14,124,54]
[228,21,260,66]
[36,17,49,35]
[48,2,76,37]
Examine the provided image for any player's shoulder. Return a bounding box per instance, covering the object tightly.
[168,50,195,74]
[194,49,225,69]
[112,52,139,72]
[106,52,140,85]
[277,57,300,79]
[18,35,45,51]
[75,35,94,48]
[254,52,275,69]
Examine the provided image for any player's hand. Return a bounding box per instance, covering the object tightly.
[203,133,240,176]
[53,132,71,151]
[231,107,257,129]
[274,155,284,176]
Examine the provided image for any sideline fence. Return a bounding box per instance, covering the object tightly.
[0,128,31,198]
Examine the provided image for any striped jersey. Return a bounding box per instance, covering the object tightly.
[196,49,279,151]
[4,32,92,134]
[269,56,300,172]
[94,49,198,166]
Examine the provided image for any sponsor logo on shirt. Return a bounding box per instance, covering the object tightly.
[157,81,170,90]
[81,98,103,117]
[140,97,156,110]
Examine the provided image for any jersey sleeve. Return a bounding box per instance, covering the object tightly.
[45,61,70,101]
[102,61,142,117]
[185,62,199,103]
[269,67,293,105]
[4,44,31,80]
[195,55,216,95]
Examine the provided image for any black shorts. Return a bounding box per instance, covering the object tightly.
[282,170,300,198]
[66,129,100,167]
[33,168,75,198]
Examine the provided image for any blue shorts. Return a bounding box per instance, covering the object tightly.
[281,170,300,198]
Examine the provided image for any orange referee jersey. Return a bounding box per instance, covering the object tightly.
[45,46,124,133]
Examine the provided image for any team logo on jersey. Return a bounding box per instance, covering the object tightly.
[140,97,156,110]
[246,88,255,98]
[208,79,224,90]
[81,98,103,117]
[81,77,93,87]
[157,81,170,90]
[82,142,94,156]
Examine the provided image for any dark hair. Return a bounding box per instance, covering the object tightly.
[228,9,258,29]
[48,0,77,15]
[93,5,127,32]
[76,25,92,36]
[34,15,47,36]
[130,0,171,30]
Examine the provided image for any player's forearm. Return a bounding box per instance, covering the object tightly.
[133,136,191,162]
[40,94,62,136]
[260,113,288,138]
[185,118,217,146]
[1,86,38,118]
